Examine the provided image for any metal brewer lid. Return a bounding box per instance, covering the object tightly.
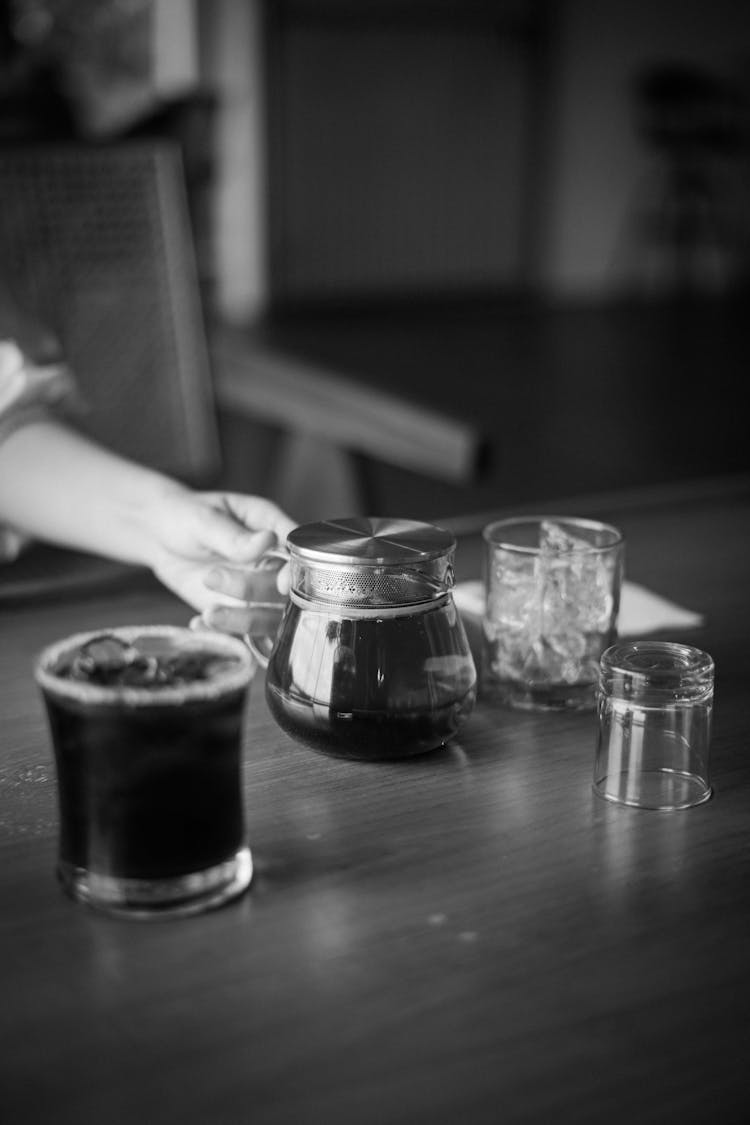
[286,517,456,609]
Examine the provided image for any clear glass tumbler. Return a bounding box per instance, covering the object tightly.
[481,516,624,711]
[593,640,714,810]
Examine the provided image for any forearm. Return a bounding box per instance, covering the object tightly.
[0,418,184,566]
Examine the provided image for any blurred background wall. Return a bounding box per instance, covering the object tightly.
[5,0,746,315]
[193,0,750,319]
[2,0,748,521]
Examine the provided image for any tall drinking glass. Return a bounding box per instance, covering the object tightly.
[35,625,255,919]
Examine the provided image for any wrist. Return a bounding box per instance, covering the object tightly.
[121,474,190,569]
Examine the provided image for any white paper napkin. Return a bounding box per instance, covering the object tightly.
[616,580,705,635]
[452,579,704,637]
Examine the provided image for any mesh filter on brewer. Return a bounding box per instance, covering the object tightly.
[296,563,452,606]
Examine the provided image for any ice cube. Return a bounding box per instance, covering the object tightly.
[63,634,230,688]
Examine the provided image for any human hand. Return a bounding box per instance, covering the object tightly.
[197,550,290,640]
[148,488,294,615]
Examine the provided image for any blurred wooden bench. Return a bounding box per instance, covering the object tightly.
[211,319,487,521]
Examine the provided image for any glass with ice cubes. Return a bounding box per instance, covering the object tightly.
[481,517,624,711]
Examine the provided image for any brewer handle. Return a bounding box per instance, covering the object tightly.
[189,547,290,670]
[244,548,290,667]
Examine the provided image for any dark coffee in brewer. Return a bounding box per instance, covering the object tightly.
[265,601,477,761]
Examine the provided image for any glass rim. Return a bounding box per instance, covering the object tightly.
[34,624,254,707]
[592,774,713,811]
[482,514,624,554]
[599,640,714,695]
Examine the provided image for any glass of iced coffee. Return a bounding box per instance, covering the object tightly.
[35,625,255,919]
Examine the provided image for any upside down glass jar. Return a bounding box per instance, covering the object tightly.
[262,517,478,761]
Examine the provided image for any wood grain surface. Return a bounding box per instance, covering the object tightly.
[1,483,749,1125]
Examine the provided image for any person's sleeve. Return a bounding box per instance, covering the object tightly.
[0,339,80,442]
[0,339,82,561]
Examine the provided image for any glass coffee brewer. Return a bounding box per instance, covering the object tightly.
[249,518,477,761]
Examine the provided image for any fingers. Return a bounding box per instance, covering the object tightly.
[196,508,280,563]
[197,558,290,643]
[188,614,211,634]
[152,487,295,613]
[204,559,290,601]
[200,601,285,639]
[276,563,291,595]
[155,554,290,619]
[219,494,297,540]
[154,557,246,612]
[198,493,296,560]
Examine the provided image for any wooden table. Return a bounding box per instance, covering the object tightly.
[2,479,750,1124]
